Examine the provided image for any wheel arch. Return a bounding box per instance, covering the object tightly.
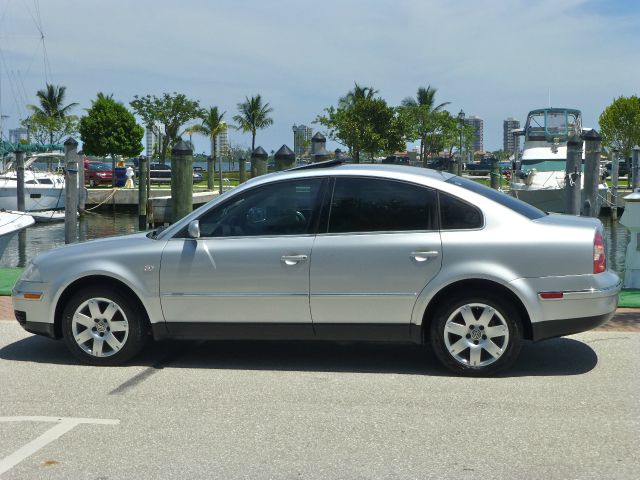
[420,279,533,342]
[53,275,151,339]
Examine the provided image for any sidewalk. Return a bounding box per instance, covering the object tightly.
[1,296,638,331]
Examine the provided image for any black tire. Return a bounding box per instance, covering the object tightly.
[429,292,522,376]
[61,286,148,366]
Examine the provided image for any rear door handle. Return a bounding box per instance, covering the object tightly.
[410,251,439,262]
[281,254,308,266]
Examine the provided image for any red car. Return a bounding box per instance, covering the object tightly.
[84,160,113,187]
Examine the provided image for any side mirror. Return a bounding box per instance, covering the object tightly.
[187,220,200,239]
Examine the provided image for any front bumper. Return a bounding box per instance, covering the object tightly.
[12,280,57,339]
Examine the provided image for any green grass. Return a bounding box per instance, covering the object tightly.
[619,289,640,308]
[0,268,23,295]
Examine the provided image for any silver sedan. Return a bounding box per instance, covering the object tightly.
[12,162,620,375]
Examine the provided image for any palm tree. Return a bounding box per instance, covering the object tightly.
[401,86,449,166]
[191,106,226,192]
[28,83,78,144]
[233,95,273,177]
[339,83,378,108]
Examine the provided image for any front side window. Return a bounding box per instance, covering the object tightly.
[196,178,325,237]
[327,177,437,233]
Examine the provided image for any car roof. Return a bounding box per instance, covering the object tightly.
[249,163,455,187]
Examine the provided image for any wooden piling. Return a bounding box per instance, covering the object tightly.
[490,157,500,190]
[565,138,582,215]
[611,150,619,220]
[170,140,193,223]
[15,149,25,212]
[138,155,148,230]
[632,146,640,192]
[207,154,214,191]
[239,157,246,183]
[64,138,79,244]
[582,130,601,217]
[252,147,268,177]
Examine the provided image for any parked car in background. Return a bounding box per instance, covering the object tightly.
[148,163,203,184]
[13,161,620,375]
[382,155,411,165]
[603,160,629,178]
[84,160,113,187]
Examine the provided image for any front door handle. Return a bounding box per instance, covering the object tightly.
[281,254,308,266]
[410,251,439,262]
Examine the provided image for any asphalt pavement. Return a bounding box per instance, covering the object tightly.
[0,319,638,479]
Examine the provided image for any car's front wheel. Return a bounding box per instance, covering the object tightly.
[430,293,522,376]
[61,287,147,366]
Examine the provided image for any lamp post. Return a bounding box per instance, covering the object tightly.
[457,109,465,176]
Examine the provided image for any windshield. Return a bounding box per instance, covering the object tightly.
[445,176,547,219]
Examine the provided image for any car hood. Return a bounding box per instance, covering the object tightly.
[31,232,157,267]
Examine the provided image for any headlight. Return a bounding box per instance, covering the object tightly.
[21,260,42,282]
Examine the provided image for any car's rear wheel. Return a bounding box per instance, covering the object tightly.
[61,287,147,366]
[430,293,522,376]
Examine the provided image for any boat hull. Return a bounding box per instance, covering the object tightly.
[510,183,606,214]
[0,212,35,256]
[0,184,65,211]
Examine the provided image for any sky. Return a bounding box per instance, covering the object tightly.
[0,0,638,156]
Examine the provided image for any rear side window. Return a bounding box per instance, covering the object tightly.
[439,192,483,230]
[327,177,437,233]
[446,176,546,219]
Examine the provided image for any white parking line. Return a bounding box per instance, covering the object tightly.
[0,416,119,476]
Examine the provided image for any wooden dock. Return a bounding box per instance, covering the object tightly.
[85,188,222,223]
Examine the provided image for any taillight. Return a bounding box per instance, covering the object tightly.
[594,231,606,274]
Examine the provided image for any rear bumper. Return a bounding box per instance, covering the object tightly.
[510,272,621,340]
[532,311,614,341]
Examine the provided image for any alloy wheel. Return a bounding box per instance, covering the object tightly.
[71,297,129,358]
[443,303,510,368]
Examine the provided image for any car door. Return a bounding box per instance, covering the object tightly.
[310,176,442,340]
[159,177,327,338]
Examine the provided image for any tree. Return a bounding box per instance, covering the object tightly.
[26,83,79,144]
[316,85,406,163]
[599,96,640,158]
[80,93,144,161]
[233,95,274,177]
[400,86,449,166]
[130,92,202,163]
[22,114,78,145]
[191,106,226,191]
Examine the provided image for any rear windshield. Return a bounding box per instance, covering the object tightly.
[445,176,547,219]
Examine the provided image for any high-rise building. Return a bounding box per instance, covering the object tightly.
[292,124,313,157]
[503,117,520,154]
[216,122,230,158]
[465,116,484,153]
[9,127,28,144]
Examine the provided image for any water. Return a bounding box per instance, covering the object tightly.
[1,212,139,268]
[0,212,631,278]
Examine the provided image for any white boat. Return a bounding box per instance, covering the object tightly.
[6,209,65,223]
[509,108,607,213]
[0,210,35,256]
[0,152,66,211]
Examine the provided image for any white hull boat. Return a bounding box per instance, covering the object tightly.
[0,153,66,212]
[509,108,607,214]
[0,210,35,256]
